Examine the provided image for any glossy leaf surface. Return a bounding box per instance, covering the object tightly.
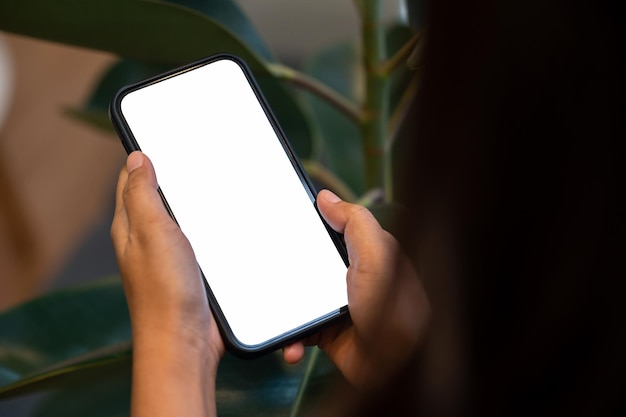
[30,360,132,417]
[0,278,339,416]
[0,277,131,397]
[67,59,169,132]
[256,77,314,159]
[303,42,365,196]
[25,352,314,417]
[167,0,274,61]
[0,0,269,73]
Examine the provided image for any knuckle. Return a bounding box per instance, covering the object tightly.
[110,213,125,245]
[110,219,119,242]
[122,176,142,203]
[347,203,374,220]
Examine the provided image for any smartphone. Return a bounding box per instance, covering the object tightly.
[109,54,349,357]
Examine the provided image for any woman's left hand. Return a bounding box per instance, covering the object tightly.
[111,151,224,417]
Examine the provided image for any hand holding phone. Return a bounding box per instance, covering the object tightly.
[110,54,349,357]
[111,150,224,416]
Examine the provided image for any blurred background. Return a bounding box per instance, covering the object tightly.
[0,0,404,310]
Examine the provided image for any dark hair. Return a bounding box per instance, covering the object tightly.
[385,0,625,415]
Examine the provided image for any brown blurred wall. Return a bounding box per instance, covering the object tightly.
[0,33,126,310]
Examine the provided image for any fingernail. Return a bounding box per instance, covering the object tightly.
[322,189,342,203]
[127,152,144,173]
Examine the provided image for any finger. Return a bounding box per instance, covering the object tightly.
[114,162,129,219]
[317,189,387,248]
[111,161,130,242]
[316,189,346,232]
[282,342,305,364]
[317,190,398,321]
[121,151,172,232]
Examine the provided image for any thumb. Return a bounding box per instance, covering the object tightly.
[121,151,170,229]
[317,190,392,274]
[316,192,400,336]
[317,189,384,239]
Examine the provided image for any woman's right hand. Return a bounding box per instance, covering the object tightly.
[283,190,431,390]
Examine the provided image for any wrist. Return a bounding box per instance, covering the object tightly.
[130,322,221,417]
[132,313,222,370]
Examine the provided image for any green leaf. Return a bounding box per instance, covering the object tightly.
[167,0,274,61]
[217,352,305,416]
[67,59,170,132]
[287,347,346,417]
[24,349,336,417]
[25,351,309,417]
[30,360,132,417]
[303,42,365,196]
[256,78,313,160]
[0,277,131,398]
[385,24,414,106]
[0,0,269,73]
[65,108,116,133]
[0,278,340,416]
[89,60,171,112]
[222,348,343,417]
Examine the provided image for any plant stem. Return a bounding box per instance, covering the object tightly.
[288,347,321,417]
[266,63,361,122]
[387,73,419,147]
[355,0,389,198]
[378,31,423,76]
[302,160,358,202]
[384,73,420,202]
[356,188,385,207]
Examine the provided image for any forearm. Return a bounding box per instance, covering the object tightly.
[130,323,219,417]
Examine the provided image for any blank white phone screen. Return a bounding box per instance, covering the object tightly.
[120,58,348,347]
